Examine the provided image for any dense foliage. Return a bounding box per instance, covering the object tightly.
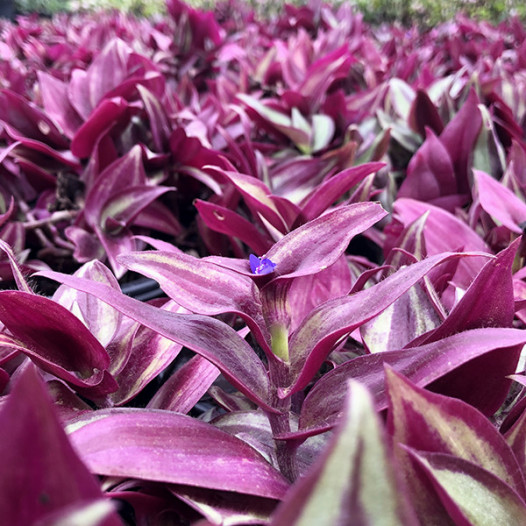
[10,0,526,26]
[2,1,526,524]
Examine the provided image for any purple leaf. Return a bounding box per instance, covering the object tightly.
[171,485,277,525]
[236,94,310,149]
[439,88,482,195]
[84,38,130,111]
[286,251,488,397]
[38,71,83,139]
[298,46,353,108]
[0,291,113,392]
[414,240,519,415]
[504,402,526,475]
[147,355,220,413]
[99,185,174,234]
[0,364,122,526]
[136,84,170,152]
[67,408,289,499]
[267,202,387,280]
[4,122,80,168]
[34,270,275,412]
[132,200,182,237]
[209,167,290,234]
[386,367,526,500]
[360,281,442,353]
[108,327,186,405]
[397,128,458,209]
[298,327,526,435]
[0,88,69,148]
[108,302,185,406]
[475,169,526,233]
[68,69,92,121]
[117,249,271,354]
[71,97,128,159]
[83,145,150,233]
[194,199,274,254]
[213,410,329,477]
[287,255,352,333]
[33,500,119,526]
[405,449,526,525]
[297,162,385,223]
[384,198,490,296]
[52,260,122,348]
[408,89,444,137]
[0,238,32,293]
[270,380,418,526]
[0,368,8,393]
[384,213,429,269]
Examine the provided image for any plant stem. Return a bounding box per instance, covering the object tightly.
[267,352,298,482]
[267,409,299,482]
[22,210,78,230]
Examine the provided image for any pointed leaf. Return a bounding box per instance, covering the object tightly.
[210,168,289,234]
[286,251,488,396]
[0,364,121,526]
[0,291,112,390]
[298,327,526,435]
[195,198,273,254]
[270,380,418,526]
[439,89,482,194]
[299,162,384,223]
[0,88,68,148]
[237,94,310,148]
[475,169,526,233]
[84,145,146,229]
[71,97,128,159]
[287,255,352,333]
[136,84,170,152]
[386,367,526,498]
[170,485,277,526]
[0,238,32,293]
[38,71,83,139]
[100,185,174,234]
[416,241,519,415]
[361,283,442,353]
[408,89,444,137]
[398,128,458,207]
[34,270,275,412]
[385,198,490,292]
[53,260,122,348]
[67,408,289,499]
[267,202,386,281]
[118,249,270,353]
[147,355,220,413]
[405,449,526,525]
[108,302,184,406]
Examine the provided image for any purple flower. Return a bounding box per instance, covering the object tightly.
[249,254,277,275]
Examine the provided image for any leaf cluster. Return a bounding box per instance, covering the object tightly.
[2,1,526,524]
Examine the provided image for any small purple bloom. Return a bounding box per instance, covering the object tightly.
[249,254,276,275]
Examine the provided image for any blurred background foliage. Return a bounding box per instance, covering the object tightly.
[6,0,526,26]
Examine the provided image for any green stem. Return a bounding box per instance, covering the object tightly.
[270,323,289,362]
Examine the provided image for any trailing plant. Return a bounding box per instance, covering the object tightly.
[2,1,526,524]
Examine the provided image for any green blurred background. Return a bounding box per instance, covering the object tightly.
[6,0,526,26]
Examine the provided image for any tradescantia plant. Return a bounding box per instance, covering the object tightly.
[1,201,525,524]
[4,0,526,524]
